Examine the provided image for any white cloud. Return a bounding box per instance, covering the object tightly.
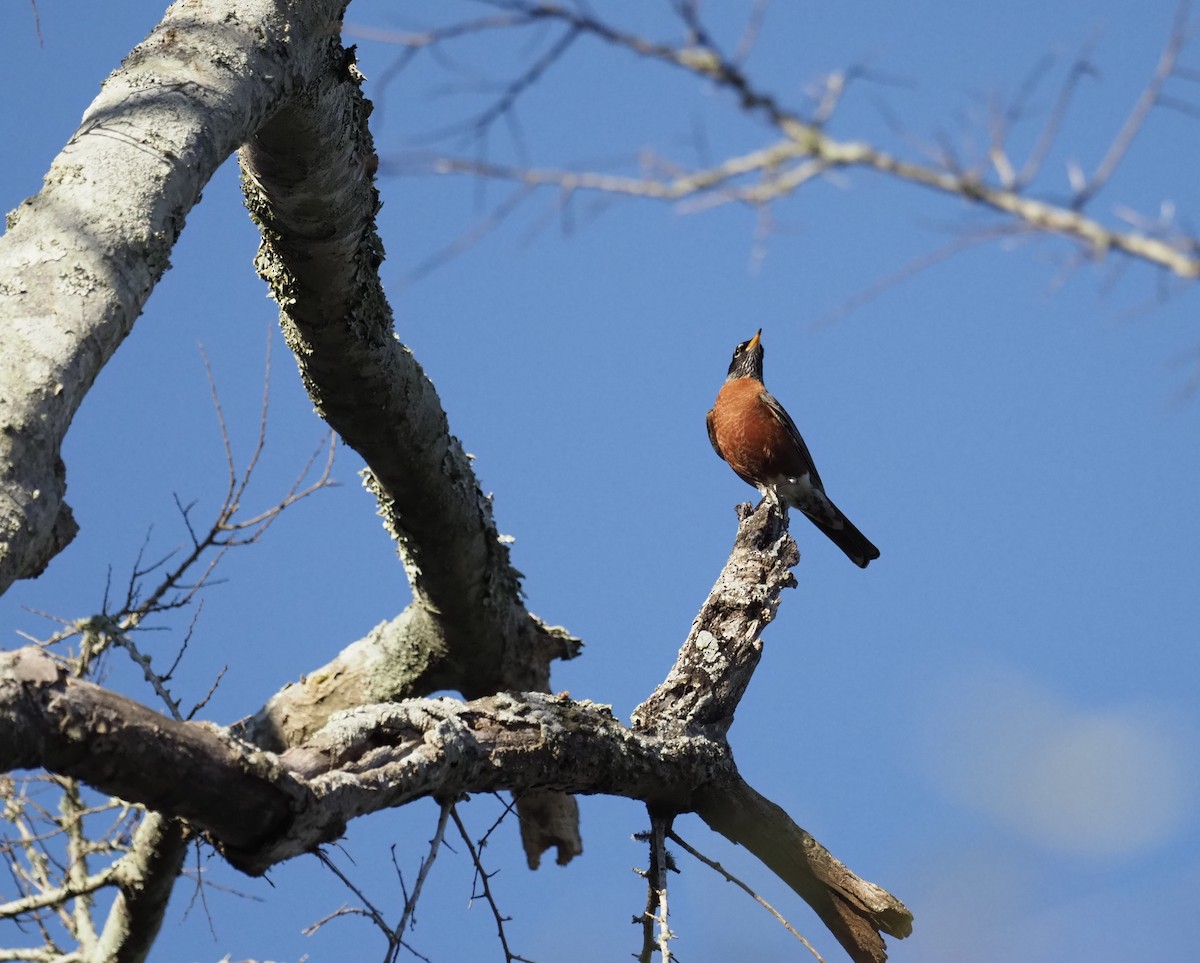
[919,663,1193,856]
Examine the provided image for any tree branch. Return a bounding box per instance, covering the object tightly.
[0,648,300,854]
[240,46,579,704]
[237,41,581,869]
[413,2,1200,280]
[632,501,796,739]
[0,5,925,962]
[1076,0,1195,206]
[2,645,720,872]
[88,814,187,963]
[667,828,826,961]
[426,141,1200,278]
[629,500,908,962]
[0,0,351,595]
[2,501,910,960]
[697,779,910,963]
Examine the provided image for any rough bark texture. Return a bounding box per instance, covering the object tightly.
[236,47,582,868]
[1,647,720,875]
[632,500,797,739]
[0,649,300,850]
[0,505,912,960]
[234,607,452,751]
[631,500,908,963]
[0,3,910,960]
[0,0,349,596]
[238,51,574,699]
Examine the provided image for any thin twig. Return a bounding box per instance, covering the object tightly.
[59,780,98,951]
[0,864,119,920]
[450,805,534,963]
[1014,42,1098,188]
[312,849,400,959]
[412,2,1200,282]
[732,0,769,65]
[2,346,337,961]
[668,829,825,962]
[479,793,521,848]
[394,183,537,286]
[1077,0,1195,206]
[402,21,580,150]
[396,802,452,945]
[635,813,675,963]
[810,226,1020,328]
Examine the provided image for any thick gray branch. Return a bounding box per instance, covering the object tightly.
[1,644,909,957]
[3,595,910,957]
[633,500,797,739]
[634,500,911,961]
[0,647,718,875]
[235,608,452,751]
[0,7,912,963]
[236,46,581,868]
[1,491,912,962]
[0,648,301,851]
[0,0,350,596]
[238,49,578,704]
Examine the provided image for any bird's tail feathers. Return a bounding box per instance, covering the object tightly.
[808,510,880,569]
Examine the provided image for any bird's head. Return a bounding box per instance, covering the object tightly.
[725,329,764,382]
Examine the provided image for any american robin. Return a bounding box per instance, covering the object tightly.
[707,330,880,568]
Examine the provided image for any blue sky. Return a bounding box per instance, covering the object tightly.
[3,2,1200,961]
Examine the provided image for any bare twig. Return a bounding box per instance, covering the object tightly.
[479,793,521,848]
[810,226,1020,328]
[652,818,672,963]
[394,183,537,286]
[1076,0,1195,206]
[396,803,452,944]
[403,21,580,150]
[1013,43,1098,189]
[450,805,533,963]
[21,358,336,701]
[635,813,675,963]
[667,829,825,961]
[59,780,99,952]
[0,948,63,962]
[311,813,446,963]
[405,1,1200,285]
[311,850,395,945]
[187,661,228,721]
[732,0,769,65]
[0,863,119,919]
[2,348,336,962]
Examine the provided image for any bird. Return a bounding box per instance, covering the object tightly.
[706,329,880,568]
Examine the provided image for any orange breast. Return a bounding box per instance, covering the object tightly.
[709,378,801,486]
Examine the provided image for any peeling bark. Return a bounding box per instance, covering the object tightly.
[1,641,908,958]
[0,504,912,960]
[0,2,910,959]
[633,500,797,738]
[632,501,909,963]
[1,648,720,874]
